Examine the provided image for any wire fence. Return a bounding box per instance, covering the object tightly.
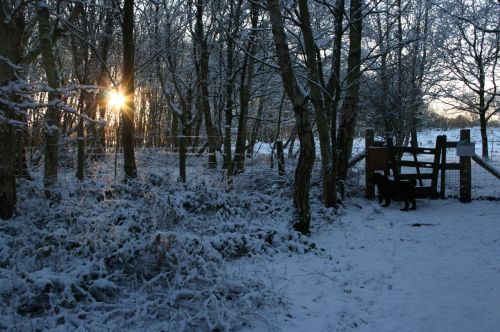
[23,130,500,201]
[440,147,500,199]
[24,135,286,193]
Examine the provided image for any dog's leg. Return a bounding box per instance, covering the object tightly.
[383,197,390,207]
[378,194,383,204]
[410,198,416,210]
[401,199,409,211]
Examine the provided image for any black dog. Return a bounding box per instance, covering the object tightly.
[369,173,417,211]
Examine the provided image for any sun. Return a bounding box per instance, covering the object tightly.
[108,89,126,109]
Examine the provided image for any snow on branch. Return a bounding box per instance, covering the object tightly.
[0,73,99,126]
[166,97,183,118]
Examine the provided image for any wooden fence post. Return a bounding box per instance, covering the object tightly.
[365,128,375,199]
[440,135,447,199]
[460,129,471,202]
[431,135,444,198]
[276,140,285,176]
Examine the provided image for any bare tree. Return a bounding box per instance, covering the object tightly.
[298,0,336,207]
[267,0,316,234]
[0,1,26,218]
[37,1,64,189]
[222,0,243,190]
[233,2,259,174]
[326,0,345,208]
[337,0,364,181]
[122,0,137,178]
[438,0,499,159]
[194,0,218,168]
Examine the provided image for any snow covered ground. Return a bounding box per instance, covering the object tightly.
[241,198,500,332]
[1,127,499,331]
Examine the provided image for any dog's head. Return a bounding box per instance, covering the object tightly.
[369,172,385,184]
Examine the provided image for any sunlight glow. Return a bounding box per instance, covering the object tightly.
[108,89,126,109]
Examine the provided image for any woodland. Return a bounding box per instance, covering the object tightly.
[1,0,500,330]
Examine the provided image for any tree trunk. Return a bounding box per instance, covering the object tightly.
[15,116,31,179]
[223,1,238,190]
[94,3,115,157]
[395,0,404,146]
[247,98,264,158]
[0,126,16,217]
[37,2,62,189]
[324,0,344,206]
[233,3,259,173]
[0,91,17,219]
[287,126,297,159]
[76,116,84,180]
[0,109,16,219]
[480,112,488,159]
[171,111,179,150]
[270,93,285,169]
[375,9,392,137]
[192,93,203,150]
[478,61,490,159]
[196,0,217,168]
[0,4,25,218]
[411,2,429,149]
[298,0,335,207]
[267,0,315,234]
[336,0,363,181]
[122,0,137,178]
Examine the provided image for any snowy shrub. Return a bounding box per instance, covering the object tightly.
[1,172,312,330]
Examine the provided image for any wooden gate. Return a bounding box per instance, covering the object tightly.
[365,130,445,199]
[367,137,444,199]
[364,129,497,202]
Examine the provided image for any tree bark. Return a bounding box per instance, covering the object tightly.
[76,115,84,180]
[171,111,179,150]
[267,0,315,234]
[375,8,392,137]
[479,111,488,159]
[395,0,405,146]
[247,98,264,158]
[233,3,259,173]
[223,1,240,189]
[122,0,137,178]
[298,0,335,207]
[195,0,218,168]
[336,0,363,181]
[37,2,62,189]
[324,0,344,207]
[0,3,27,218]
[95,3,115,157]
[479,64,489,158]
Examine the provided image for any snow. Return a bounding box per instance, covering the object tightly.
[241,198,500,332]
[1,127,499,331]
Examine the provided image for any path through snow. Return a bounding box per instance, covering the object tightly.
[242,199,500,332]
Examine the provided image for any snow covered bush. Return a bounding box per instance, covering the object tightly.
[0,169,321,330]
